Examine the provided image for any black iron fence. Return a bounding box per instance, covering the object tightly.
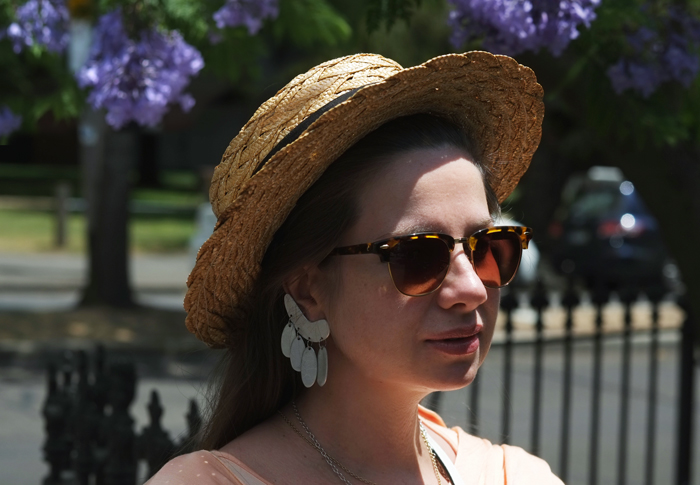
[41,347,201,485]
[428,281,695,485]
[41,282,696,485]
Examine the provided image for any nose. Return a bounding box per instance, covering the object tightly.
[435,247,489,310]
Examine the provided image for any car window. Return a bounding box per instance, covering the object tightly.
[619,191,648,213]
[569,189,618,219]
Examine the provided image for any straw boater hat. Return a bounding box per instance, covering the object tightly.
[185,51,544,348]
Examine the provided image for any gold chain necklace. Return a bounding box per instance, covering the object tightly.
[278,401,446,484]
[419,421,444,485]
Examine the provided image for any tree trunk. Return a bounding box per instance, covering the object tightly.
[137,131,160,188]
[79,110,135,307]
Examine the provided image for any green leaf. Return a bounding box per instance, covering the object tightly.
[273,0,351,48]
[365,0,422,33]
[160,0,212,43]
[198,28,267,84]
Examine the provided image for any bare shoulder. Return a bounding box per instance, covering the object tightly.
[218,414,292,463]
[218,413,330,485]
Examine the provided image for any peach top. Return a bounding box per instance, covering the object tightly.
[147,407,564,484]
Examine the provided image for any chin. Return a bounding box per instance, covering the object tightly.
[427,359,482,392]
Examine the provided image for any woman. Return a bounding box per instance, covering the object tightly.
[149,52,562,484]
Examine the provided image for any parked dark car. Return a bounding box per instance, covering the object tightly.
[548,167,670,289]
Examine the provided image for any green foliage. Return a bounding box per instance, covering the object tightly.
[365,0,422,33]
[273,0,351,48]
[97,0,163,33]
[198,28,267,84]
[0,0,13,27]
[0,0,82,132]
[3,0,700,152]
[0,0,356,127]
[166,0,348,84]
[353,0,452,67]
[0,40,82,131]
[160,0,211,43]
[526,0,700,150]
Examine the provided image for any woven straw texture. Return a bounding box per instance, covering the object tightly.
[186,52,544,348]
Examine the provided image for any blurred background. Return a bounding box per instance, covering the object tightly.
[1,0,700,484]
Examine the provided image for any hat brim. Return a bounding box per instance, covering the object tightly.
[185,51,544,347]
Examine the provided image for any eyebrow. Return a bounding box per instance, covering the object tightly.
[377,217,495,240]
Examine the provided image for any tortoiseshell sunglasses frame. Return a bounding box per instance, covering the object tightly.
[329,225,533,296]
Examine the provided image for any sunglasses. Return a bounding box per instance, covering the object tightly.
[329,226,532,297]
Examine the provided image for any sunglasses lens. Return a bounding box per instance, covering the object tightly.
[472,231,523,287]
[388,237,451,296]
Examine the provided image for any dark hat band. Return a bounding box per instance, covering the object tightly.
[252,87,365,175]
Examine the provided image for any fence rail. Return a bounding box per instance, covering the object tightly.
[41,346,201,485]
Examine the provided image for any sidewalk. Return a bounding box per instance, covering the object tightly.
[0,252,206,355]
[0,252,192,304]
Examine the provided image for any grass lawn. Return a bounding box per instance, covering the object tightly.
[0,165,203,253]
[0,208,196,253]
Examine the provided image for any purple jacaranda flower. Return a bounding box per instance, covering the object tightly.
[207,30,224,45]
[5,0,69,54]
[0,106,22,138]
[607,60,665,98]
[213,0,278,35]
[664,42,700,87]
[77,10,204,129]
[607,7,700,97]
[447,0,600,57]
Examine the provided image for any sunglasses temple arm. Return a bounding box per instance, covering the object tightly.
[329,243,377,256]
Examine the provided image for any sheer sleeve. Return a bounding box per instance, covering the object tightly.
[501,444,565,485]
[145,450,250,485]
[450,428,565,484]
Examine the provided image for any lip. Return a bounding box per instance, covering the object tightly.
[424,326,482,356]
[425,326,482,341]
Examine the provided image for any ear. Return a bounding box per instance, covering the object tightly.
[282,265,329,322]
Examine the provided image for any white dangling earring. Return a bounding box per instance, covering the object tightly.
[281,293,330,388]
[316,341,328,386]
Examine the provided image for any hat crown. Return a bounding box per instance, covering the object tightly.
[209,54,403,218]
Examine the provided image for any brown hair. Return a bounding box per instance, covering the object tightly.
[198,114,500,449]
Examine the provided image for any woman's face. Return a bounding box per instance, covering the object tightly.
[318,146,500,393]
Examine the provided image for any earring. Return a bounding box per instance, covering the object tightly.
[281,294,330,388]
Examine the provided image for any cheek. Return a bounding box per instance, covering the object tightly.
[326,257,395,316]
[478,289,500,359]
[324,262,411,356]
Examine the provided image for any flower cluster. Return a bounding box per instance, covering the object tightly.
[213,0,278,35]
[607,10,700,97]
[447,0,600,57]
[0,106,23,138]
[77,10,204,129]
[5,0,69,54]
